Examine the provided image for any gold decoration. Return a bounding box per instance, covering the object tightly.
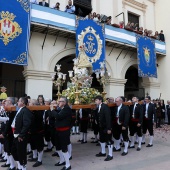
[0,11,22,45]
[17,0,30,13]
[12,52,27,64]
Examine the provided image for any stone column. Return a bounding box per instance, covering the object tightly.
[105,78,127,98]
[23,70,54,99]
[141,82,161,99]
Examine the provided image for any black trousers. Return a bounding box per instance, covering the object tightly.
[44,125,56,146]
[143,119,153,136]
[30,133,44,152]
[4,134,14,155]
[55,130,70,152]
[93,122,99,135]
[99,128,113,145]
[112,123,129,142]
[44,125,51,142]
[80,119,88,133]
[11,137,27,166]
[129,121,142,137]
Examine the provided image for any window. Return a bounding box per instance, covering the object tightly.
[128,12,139,26]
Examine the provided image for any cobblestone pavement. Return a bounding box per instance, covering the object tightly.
[1,127,170,170]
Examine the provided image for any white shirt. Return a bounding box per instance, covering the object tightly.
[11,107,23,138]
[145,103,149,118]
[132,103,138,118]
[98,104,102,113]
[117,104,122,117]
[79,109,82,118]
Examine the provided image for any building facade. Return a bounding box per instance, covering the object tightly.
[0,0,169,101]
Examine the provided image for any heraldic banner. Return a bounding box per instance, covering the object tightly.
[136,35,157,78]
[0,0,30,65]
[76,18,105,71]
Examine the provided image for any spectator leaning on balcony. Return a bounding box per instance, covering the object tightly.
[125,22,131,29]
[139,27,143,33]
[106,16,112,25]
[30,0,38,4]
[130,22,135,30]
[65,0,75,14]
[159,30,165,42]
[154,31,159,40]
[119,21,124,28]
[53,2,60,10]
[144,29,148,36]
[93,12,98,22]
[147,30,153,37]
[39,0,49,7]
[97,14,101,22]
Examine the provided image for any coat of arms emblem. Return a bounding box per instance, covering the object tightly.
[77,26,103,63]
[0,11,22,45]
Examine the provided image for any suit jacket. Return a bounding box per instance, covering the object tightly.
[30,110,44,134]
[166,105,170,115]
[116,104,130,128]
[143,103,156,120]
[39,2,49,7]
[51,105,72,128]
[129,103,143,124]
[95,103,111,131]
[14,107,33,138]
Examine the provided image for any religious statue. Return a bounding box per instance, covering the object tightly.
[77,44,93,75]
[0,86,8,100]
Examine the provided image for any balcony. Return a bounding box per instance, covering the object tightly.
[30,4,166,55]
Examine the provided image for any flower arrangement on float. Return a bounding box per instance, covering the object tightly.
[62,86,100,104]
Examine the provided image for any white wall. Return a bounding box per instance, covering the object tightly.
[155,0,170,101]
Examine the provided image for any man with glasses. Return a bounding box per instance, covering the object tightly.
[50,97,72,170]
[142,96,155,147]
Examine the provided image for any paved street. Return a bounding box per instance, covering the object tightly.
[1,127,170,170]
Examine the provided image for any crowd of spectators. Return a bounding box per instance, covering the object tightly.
[123,22,165,42]
[30,0,165,42]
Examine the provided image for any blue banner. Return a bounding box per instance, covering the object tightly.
[76,19,105,71]
[136,35,157,78]
[0,0,30,65]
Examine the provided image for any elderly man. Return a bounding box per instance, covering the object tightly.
[113,96,130,156]
[65,0,75,14]
[50,97,72,170]
[11,97,33,170]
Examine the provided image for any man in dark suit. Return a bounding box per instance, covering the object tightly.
[129,97,143,151]
[11,97,33,170]
[94,96,113,161]
[39,0,49,7]
[166,100,170,125]
[50,96,72,170]
[142,96,155,147]
[113,96,130,156]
